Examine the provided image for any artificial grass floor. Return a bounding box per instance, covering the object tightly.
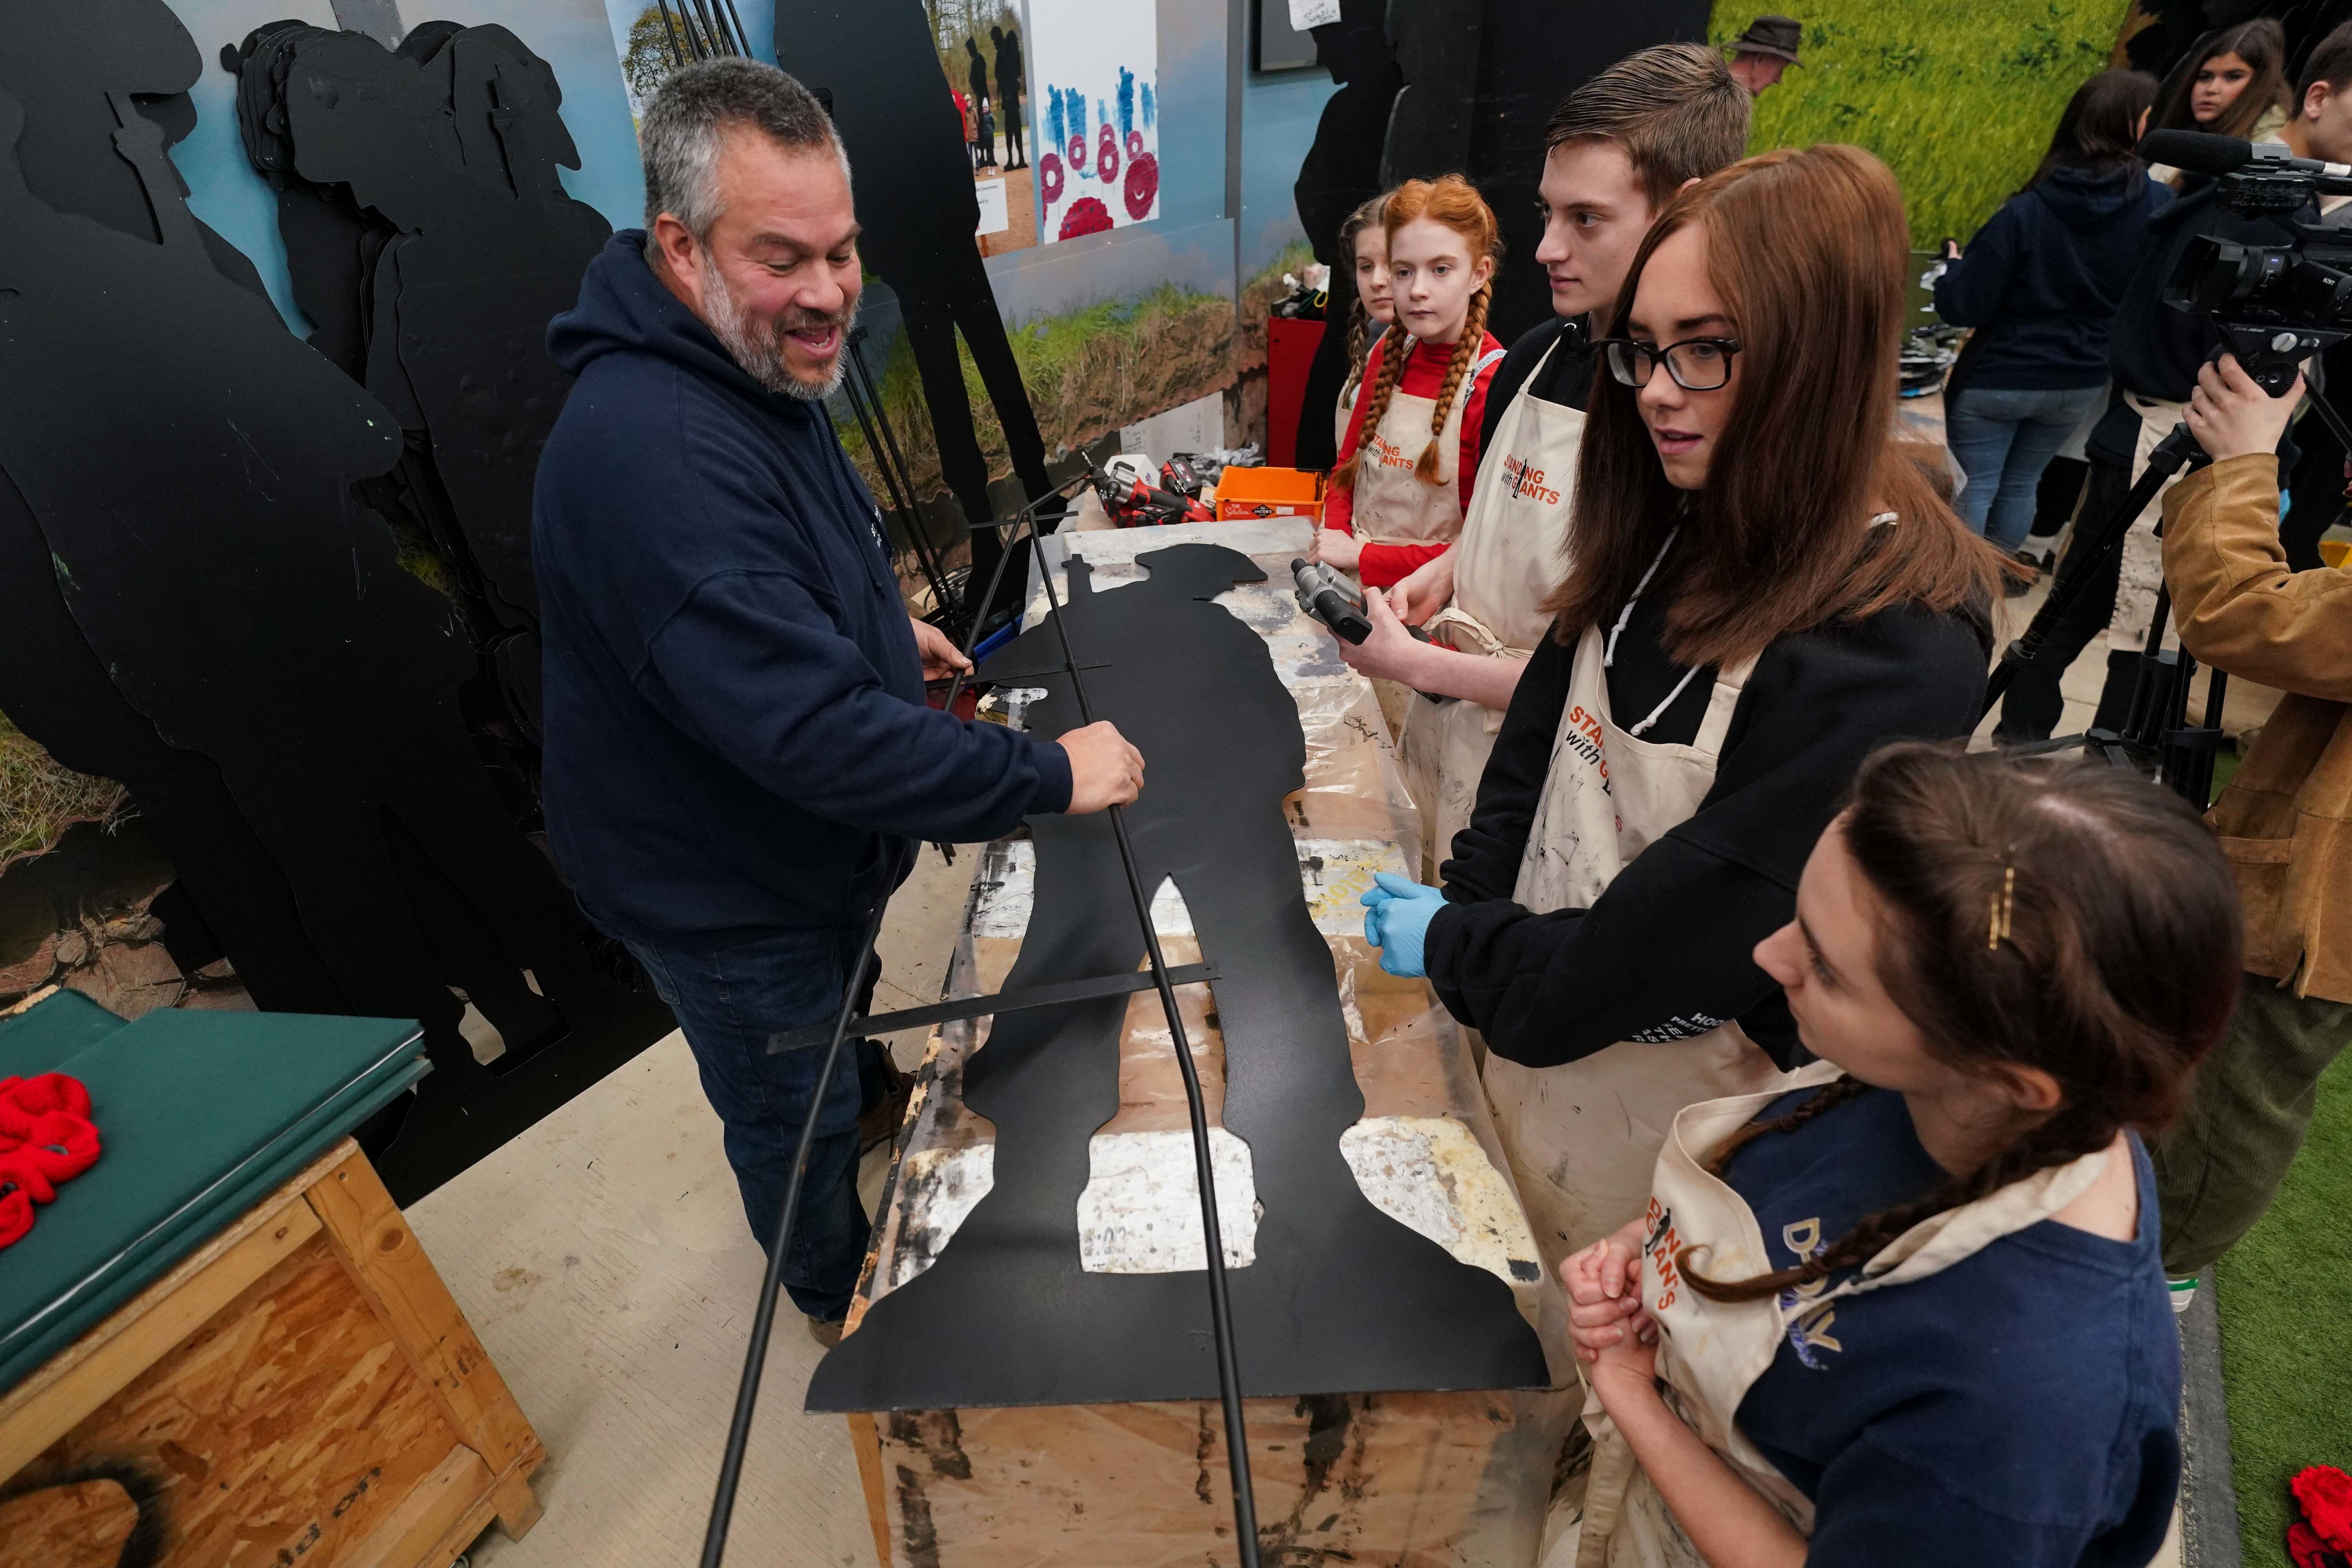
[2216,1043,2352,1564]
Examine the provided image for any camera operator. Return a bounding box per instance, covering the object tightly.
[2145,351,2352,1311]
[1996,23,2352,742]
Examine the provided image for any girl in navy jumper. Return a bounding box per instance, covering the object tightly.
[1563,743,2237,1568]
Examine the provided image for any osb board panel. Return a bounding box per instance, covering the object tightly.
[869,1387,1575,1568]
[10,1232,469,1568]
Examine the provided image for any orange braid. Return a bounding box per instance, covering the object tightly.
[1413,281,1492,486]
[1330,319,1410,495]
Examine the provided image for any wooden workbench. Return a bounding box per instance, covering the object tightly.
[836,516,1575,1567]
[0,1138,544,1568]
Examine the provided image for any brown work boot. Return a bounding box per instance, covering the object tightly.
[808,1316,846,1348]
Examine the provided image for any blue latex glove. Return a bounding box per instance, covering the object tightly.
[1360,871,1445,977]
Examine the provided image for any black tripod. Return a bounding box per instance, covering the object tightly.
[1987,383,2352,803]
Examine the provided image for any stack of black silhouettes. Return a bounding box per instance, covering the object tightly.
[223,21,612,782]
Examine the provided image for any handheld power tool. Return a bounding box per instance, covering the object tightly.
[1290,557,1454,703]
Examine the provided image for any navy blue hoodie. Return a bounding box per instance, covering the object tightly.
[534,231,1071,942]
[1934,166,2174,394]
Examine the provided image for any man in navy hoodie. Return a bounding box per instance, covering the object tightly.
[534,60,1143,1341]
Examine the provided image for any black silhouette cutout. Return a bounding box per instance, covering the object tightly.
[992,24,1025,169]
[775,1,1053,608]
[0,0,668,1204]
[223,20,613,753]
[807,545,1546,1410]
[1291,2,1403,472]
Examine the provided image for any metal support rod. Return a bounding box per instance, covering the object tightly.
[652,0,690,67]
[698,895,892,1568]
[841,360,952,616]
[1026,531,1262,1567]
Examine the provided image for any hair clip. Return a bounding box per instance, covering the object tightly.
[1987,864,2015,949]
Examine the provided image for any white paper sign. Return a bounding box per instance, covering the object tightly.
[1289,0,1341,29]
[974,176,1010,237]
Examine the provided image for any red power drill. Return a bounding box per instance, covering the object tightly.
[1092,456,1214,526]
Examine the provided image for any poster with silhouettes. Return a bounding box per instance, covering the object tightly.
[1029,0,1158,244]
[928,0,1038,259]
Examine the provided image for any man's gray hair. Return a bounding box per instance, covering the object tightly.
[640,58,846,240]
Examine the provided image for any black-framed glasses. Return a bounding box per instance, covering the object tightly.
[1598,336,1743,392]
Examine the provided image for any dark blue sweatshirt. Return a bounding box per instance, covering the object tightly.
[1724,1085,2180,1568]
[1934,166,2174,394]
[534,231,1070,941]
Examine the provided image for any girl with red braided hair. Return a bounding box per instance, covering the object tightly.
[1559,742,2231,1567]
[1310,174,1506,598]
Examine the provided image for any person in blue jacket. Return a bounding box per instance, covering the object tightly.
[1935,69,2171,557]
[1562,743,2238,1567]
[534,60,1143,1341]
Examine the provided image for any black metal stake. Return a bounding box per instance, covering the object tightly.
[698,896,891,1568]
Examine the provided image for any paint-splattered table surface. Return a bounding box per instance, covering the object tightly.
[842,515,1559,1352]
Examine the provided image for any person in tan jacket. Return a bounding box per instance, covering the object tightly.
[2152,350,2352,1307]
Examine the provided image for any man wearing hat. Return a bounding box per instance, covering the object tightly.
[1727,15,1801,95]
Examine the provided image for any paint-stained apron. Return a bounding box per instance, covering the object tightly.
[1399,338,1582,876]
[1345,338,1504,739]
[1563,1067,2113,1566]
[1483,592,1788,1278]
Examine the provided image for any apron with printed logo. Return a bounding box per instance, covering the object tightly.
[1564,1068,2114,1567]
[1484,530,1791,1278]
[1399,337,1583,875]
[1346,338,1505,739]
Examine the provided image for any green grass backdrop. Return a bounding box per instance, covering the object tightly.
[2217,1045,2352,1565]
[1711,0,2131,248]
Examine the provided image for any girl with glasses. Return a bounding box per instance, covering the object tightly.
[1361,145,2011,1279]
[1561,743,2226,1567]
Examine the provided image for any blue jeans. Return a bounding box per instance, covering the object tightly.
[1944,383,2105,550]
[625,924,883,1321]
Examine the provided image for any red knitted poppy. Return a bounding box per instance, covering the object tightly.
[0,1071,100,1249]
[2297,1467,2352,1554]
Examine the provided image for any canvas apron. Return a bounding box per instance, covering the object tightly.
[1347,339,1505,738]
[1483,532,1789,1275]
[1399,338,1583,875]
[1564,1065,2113,1568]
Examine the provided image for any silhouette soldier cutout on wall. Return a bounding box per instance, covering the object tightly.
[808,543,1544,1412]
[775,1,1054,615]
[225,20,614,752]
[0,0,666,1203]
[993,23,1026,170]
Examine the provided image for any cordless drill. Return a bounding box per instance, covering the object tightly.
[1091,459,1214,526]
[1291,557,1452,702]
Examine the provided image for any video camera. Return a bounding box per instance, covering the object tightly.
[2143,128,2352,389]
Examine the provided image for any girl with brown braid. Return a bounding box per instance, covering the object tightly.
[1310,174,1505,591]
[1557,742,2238,1568]
[1333,192,1396,450]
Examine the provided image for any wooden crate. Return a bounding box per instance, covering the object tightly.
[0,1140,544,1568]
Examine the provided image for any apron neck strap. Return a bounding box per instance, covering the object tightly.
[1603,525,1681,670]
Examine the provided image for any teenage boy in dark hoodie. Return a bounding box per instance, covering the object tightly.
[534,60,1143,1342]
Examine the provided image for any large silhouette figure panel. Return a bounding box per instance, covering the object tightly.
[775,0,1051,596]
[0,470,347,1018]
[807,545,1545,1412]
[0,34,664,1200]
[224,20,613,746]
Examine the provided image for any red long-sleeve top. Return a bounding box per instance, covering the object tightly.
[1323,331,1501,587]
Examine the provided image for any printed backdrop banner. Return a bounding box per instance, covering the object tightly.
[1030,0,1160,244]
